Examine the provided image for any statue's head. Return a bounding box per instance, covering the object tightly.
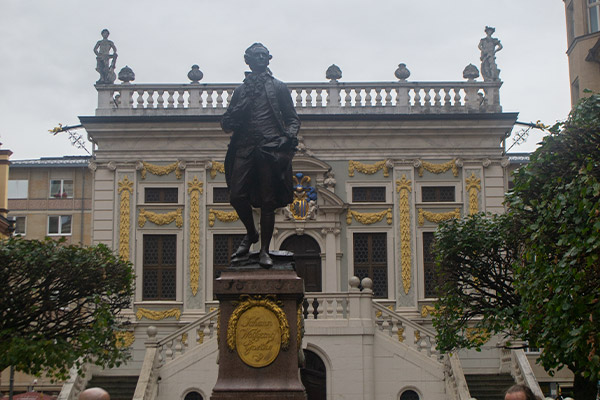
[101,29,110,38]
[484,26,495,35]
[244,43,272,73]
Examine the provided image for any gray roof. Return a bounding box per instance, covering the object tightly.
[10,155,91,168]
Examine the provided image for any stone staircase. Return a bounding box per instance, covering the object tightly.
[465,374,515,400]
[87,375,138,400]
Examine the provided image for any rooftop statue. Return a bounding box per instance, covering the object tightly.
[221,43,300,268]
[478,26,503,82]
[94,29,118,85]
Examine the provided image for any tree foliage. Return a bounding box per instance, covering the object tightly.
[0,237,135,379]
[432,212,523,351]
[432,93,600,397]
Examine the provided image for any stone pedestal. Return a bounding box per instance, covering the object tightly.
[211,251,306,400]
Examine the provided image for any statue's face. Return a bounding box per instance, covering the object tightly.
[245,47,271,72]
[101,30,110,39]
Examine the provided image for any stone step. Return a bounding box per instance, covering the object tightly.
[465,374,515,400]
[87,375,138,400]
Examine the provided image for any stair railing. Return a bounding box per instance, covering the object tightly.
[510,348,544,399]
[372,302,440,360]
[443,353,473,400]
[56,362,92,400]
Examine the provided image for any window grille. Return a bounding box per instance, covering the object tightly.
[143,234,177,300]
[353,232,387,298]
[421,186,455,202]
[145,187,178,203]
[352,187,386,202]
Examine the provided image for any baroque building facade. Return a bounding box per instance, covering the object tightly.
[54,53,564,399]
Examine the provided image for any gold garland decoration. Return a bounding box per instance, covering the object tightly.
[140,161,182,180]
[208,209,239,227]
[421,305,436,317]
[227,295,290,352]
[396,174,412,294]
[118,176,134,261]
[418,208,461,225]
[138,208,183,228]
[466,327,491,345]
[397,327,405,343]
[136,307,181,321]
[417,159,459,177]
[210,161,225,179]
[348,160,390,177]
[465,172,481,215]
[188,176,203,296]
[346,208,392,225]
[115,331,135,348]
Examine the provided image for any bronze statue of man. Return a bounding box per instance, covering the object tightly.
[221,43,300,268]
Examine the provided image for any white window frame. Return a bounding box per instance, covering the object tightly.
[589,0,600,33]
[8,180,28,199]
[49,179,74,199]
[48,215,72,235]
[12,216,26,235]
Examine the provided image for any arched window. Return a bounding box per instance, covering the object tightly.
[399,389,419,400]
[280,235,322,292]
[184,391,203,400]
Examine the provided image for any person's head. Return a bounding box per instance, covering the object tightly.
[244,43,272,73]
[504,384,536,400]
[485,26,495,36]
[79,387,110,400]
[101,29,110,39]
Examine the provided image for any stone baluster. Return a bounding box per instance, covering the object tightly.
[155,90,164,108]
[453,87,462,108]
[364,88,372,106]
[175,336,184,355]
[354,88,363,107]
[136,90,145,108]
[443,87,452,108]
[433,88,442,108]
[146,90,155,108]
[206,89,214,108]
[344,88,352,107]
[315,89,323,107]
[166,90,175,108]
[165,339,174,360]
[413,88,422,109]
[304,89,313,108]
[306,297,317,319]
[216,89,224,108]
[374,88,382,106]
[384,88,392,106]
[423,87,432,108]
[224,88,234,108]
[294,89,302,108]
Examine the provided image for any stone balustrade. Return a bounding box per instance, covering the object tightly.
[372,301,440,359]
[156,308,218,366]
[95,80,502,116]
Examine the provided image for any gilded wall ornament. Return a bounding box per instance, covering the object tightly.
[288,173,317,220]
[140,161,183,180]
[417,159,459,177]
[397,327,405,343]
[118,176,134,261]
[396,174,412,294]
[465,172,481,215]
[188,176,203,296]
[346,208,392,225]
[208,209,239,227]
[421,305,436,317]
[348,159,390,177]
[114,331,135,348]
[136,307,181,321]
[138,208,183,228]
[209,161,225,179]
[418,208,461,225]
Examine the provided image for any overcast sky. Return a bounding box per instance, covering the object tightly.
[0,0,570,160]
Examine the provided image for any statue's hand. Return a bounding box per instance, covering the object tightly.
[276,136,297,151]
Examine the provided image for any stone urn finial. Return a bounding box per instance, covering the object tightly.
[118,65,135,83]
[188,65,204,83]
[395,63,410,81]
[325,64,342,82]
[463,63,480,81]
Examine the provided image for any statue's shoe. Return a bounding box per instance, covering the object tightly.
[259,249,274,269]
[231,232,259,258]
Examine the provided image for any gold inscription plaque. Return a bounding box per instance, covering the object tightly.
[236,306,281,367]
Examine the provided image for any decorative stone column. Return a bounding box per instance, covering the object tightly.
[211,252,306,400]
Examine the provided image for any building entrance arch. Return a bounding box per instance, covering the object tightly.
[280,234,322,292]
[301,349,327,400]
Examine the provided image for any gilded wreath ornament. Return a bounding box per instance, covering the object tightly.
[138,208,183,228]
[348,159,390,177]
[346,208,392,225]
[209,209,239,227]
[209,161,225,179]
[136,307,182,321]
[140,161,183,179]
[227,295,290,352]
[418,208,461,225]
[417,159,459,177]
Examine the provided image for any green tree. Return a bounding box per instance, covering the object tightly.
[433,93,600,399]
[0,237,135,379]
